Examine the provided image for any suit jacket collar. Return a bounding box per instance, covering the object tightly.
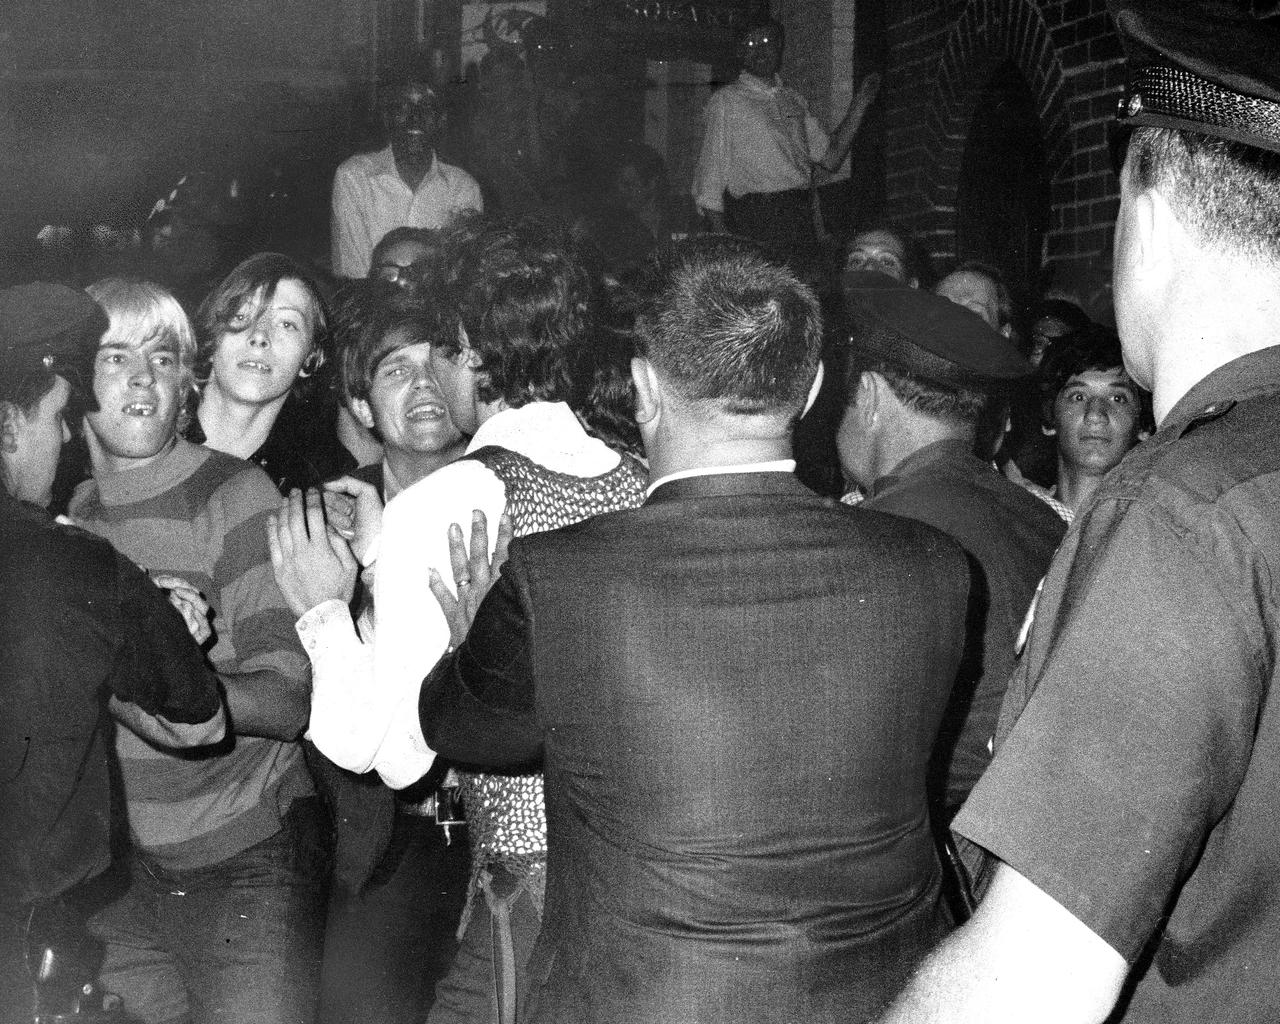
[644,470,812,506]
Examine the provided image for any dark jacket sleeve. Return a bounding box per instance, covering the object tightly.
[419,547,543,769]
[108,552,223,723]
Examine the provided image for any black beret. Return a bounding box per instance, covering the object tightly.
[0,284,107,402]
[1110,0,1280,155]
[846,277,1033,392]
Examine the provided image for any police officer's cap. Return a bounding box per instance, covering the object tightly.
[844,272,1033,392]
[0,284,107,405]
[1110,0,1280,155]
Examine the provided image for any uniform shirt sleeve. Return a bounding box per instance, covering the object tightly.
[420,543,542,767]
[692,90,731,213]
[109,551,222,723]
[331,160,374,278]
[953,499,1264,961]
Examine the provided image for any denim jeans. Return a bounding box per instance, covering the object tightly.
[89,798,329,1024]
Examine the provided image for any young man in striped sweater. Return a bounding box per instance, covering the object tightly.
[71,279,325,1024]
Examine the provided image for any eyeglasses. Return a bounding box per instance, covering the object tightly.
[372,261,425,287]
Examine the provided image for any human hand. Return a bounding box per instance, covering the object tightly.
[268,488,359,619]
[322,475,384,564]
[854,71,882,112]
[428,509,514,648]
[151,573,212,645]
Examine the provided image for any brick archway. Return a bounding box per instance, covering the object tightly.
[898,0,1072,267]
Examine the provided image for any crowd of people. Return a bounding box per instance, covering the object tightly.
[3,1,1280,1023]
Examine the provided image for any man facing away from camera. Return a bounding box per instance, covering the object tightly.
[419,236,973,1023]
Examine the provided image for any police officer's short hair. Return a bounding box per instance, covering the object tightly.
[1128,126,1280,265]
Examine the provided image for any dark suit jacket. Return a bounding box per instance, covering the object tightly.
[421,471,970,1023]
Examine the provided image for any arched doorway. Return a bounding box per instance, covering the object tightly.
[955,61,1050,307]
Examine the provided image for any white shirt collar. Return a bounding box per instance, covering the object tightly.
[465,401,619,476]
[646,459,796,498]
[372,146,442,189]
[738,71,782,94]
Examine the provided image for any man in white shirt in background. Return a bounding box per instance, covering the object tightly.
[331,77,482,279]
[691,17,880,260]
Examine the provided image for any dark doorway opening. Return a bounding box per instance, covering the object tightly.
[955,60,1049,309]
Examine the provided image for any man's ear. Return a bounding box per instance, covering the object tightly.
[631,356,661,426]
[0,402,22,454]
[857,370,882,423]
[1130,182,1175,287]
[350,397,376,431]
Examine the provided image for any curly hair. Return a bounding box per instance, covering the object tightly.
[428,218,596,410]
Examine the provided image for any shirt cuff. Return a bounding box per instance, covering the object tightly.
[295,598,353,649]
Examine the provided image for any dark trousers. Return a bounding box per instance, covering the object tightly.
[1,909,34,1024]
[722,187,818,264]
[318,811,469,1024]
[88,798,329,1024]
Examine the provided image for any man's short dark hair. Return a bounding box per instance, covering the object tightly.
[370,227,440,271]
[1129,126,1280,265]
[738,16,784,44]
[631,235,822,416]
[340,303,434,410]
[845,355,987,428]
[429,217,595,410]
[1038,322,1153,433]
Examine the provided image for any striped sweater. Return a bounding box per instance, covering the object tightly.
[70,438,313,870]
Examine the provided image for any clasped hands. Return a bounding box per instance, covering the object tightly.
[266,477,512,648]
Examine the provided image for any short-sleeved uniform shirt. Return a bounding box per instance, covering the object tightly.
[955,345,1280,1022]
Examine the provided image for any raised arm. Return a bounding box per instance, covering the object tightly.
[817,72,882,173]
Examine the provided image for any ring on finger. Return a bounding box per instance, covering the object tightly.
[456,578,472,589]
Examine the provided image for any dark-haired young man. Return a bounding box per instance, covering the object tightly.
[880,3,1280,1021]
[836,282,1066,824]
[0,285,224,1024]
[331,78,482,278]
[417,235,971,1023]
[1035,326,1149,516]
[290,218,647,1023]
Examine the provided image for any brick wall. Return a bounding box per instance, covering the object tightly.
[884,0,1124,301]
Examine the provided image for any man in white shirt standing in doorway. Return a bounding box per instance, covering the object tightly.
[331,77,483,278]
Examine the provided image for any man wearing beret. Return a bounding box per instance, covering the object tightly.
[0,285,225,1023]
[880,2,1280,1022]
[837,278,1066,825]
